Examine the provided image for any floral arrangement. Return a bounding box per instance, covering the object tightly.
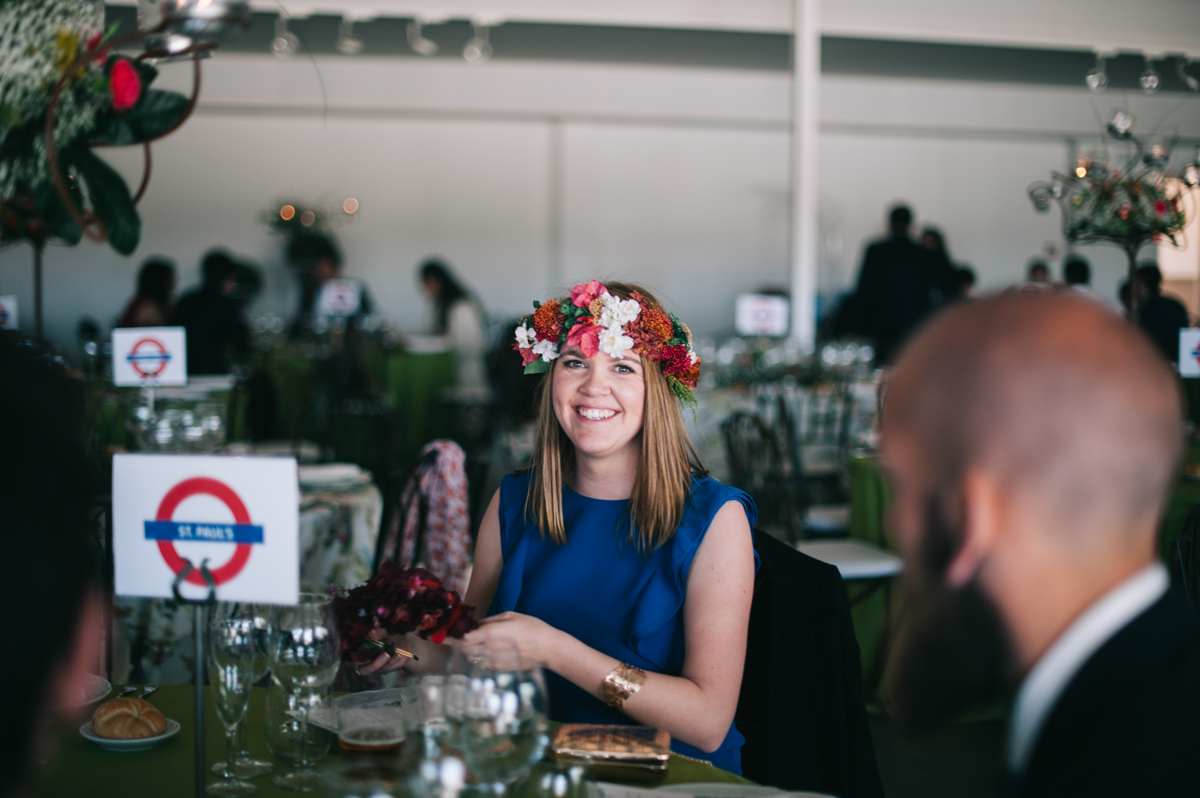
[0,0,190,253]
[514,280,702,405]
[331,561,479,665]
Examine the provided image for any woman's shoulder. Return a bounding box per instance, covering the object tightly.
[685,475,756,520]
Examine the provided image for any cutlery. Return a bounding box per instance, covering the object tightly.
[140,685,158,699]
[118,685,139,698]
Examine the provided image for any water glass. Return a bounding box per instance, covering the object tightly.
[208,607,258,796]
[264,679,332,767]
[269,593,341,791]
[460,642,549,794]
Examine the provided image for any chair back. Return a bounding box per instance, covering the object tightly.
[736,529,884,797]
[374,440,473,592]
[720,411,800,540]
[1175,502,1200,611]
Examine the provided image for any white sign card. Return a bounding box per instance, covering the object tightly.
[112,454,300,604]
[1179,329,1200,377]
[316,279,363,317]
[0,295,17,330]
[112,326,188,386]
[735,293,790,337]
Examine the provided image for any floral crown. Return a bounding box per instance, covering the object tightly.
[514,280,701,405]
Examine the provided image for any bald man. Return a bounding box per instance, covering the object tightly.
[881,292,1200,797]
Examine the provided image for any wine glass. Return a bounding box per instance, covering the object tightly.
[461,642,549,796]
[264,678,333,768]
[208,606,258,797]
[269,593,341,792]
[210,604,274,779]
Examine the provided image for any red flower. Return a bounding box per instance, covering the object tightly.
[533,302,564,342]
[570,280,606,309]
[1155,199,1168,216]
[109,58,141,112]
[566,319,600,357]
[659,344,691,377]
[86,33,107,64]
[1119,205,1130,220]
[515,342,538,366]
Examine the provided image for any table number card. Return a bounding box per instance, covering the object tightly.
[113,454,300,604]
[112,326,188,386]
[0,295,17,330]
[1179,329,1200,377]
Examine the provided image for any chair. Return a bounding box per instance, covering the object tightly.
[720,411,800,540]
[374,440,473,593]
[1174,502,1200,611]
[736,529,884,797]
[774,392,851,536]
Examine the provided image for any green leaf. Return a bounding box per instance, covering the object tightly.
[33,180,83,245]
[91,89,189,145]
[131,59,159,87]
[65,145,140,255]
[524,359,550,375]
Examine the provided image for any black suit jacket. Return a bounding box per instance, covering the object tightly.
[850,235,937,364]
[736,530,883,798]
[1014,590,1200,797]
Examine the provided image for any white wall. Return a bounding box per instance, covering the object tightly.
[2,54,1197,358]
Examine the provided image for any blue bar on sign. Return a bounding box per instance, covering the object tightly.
[144,520,264,544]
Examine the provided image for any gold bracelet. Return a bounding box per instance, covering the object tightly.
[601,662,647,711]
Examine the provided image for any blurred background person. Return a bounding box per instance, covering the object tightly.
[0,337,101,798]
[172,249,250,375]
[919,226,960,303]
[849,203,938,364]
[115,256,175,328]
[883,292,1197,796]
[420,257,489,394]
[1135,263,1189,364]
[955,266,977,300]
[1019,258,1052,291]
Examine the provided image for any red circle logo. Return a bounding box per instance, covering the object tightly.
[155,477,253,586]
[128,337,171,378]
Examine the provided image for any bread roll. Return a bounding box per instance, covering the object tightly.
[92,697,168,739]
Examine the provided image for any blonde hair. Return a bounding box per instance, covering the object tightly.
[523,282,705,552]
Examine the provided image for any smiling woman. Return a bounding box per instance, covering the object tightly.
[361,280,758,775]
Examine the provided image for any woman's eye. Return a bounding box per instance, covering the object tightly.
[563,358,585,369]
[615,363,637,374]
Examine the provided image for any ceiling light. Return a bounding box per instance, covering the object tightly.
[1085,54,1108,92]
[1139,55,1161,93]
[463,23,492,65]
[336,17,364,55]
[1107,111,1135,139]
[407,20,438,56]
[271,15,298,58]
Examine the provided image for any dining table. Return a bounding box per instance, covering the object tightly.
[37,685,752,798]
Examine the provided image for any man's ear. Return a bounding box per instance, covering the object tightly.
[946,468,1004,587]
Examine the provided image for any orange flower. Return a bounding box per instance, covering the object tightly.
[533,302,564,341]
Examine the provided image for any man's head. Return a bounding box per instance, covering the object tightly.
[888,204,913,237]
[1027,260,1050,283]
[1063,255,1090,287]
[201,249,238,295]
[882,292,1181,732]
[0,338,99,795]
[1136,263,1164,302]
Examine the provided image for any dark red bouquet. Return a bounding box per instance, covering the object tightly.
[331,562,479,665]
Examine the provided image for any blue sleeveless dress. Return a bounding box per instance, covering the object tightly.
[489,470,758,774]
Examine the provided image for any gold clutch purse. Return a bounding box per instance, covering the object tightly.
[551,724,671,781]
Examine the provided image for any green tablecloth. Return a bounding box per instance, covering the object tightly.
[37,686,749,798]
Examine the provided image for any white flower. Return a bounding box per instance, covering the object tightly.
[689,350,699,365]
[532,338,560,362]
[514,324,537,350]
[598,325,635,359]
[597,295,641,328]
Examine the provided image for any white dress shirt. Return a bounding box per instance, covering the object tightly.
[1007,562,1169,774]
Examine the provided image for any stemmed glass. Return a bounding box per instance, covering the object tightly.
[269,593,341,792]
[208,605,258,797]
[460,642,549,797]
[210,604,274,780]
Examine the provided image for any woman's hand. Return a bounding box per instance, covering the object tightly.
[355,633,413,676]
[462,612,563,670]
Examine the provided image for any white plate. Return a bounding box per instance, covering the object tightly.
[80,719,181,752]
[658,784,836,798]
[70,674,111,708]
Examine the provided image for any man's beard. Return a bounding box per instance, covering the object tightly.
[889,493,1019,735]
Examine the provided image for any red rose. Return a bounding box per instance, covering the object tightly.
[109,58,141,112]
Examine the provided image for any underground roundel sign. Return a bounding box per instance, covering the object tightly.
[144,477,264,586]
[127,336,172,378]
